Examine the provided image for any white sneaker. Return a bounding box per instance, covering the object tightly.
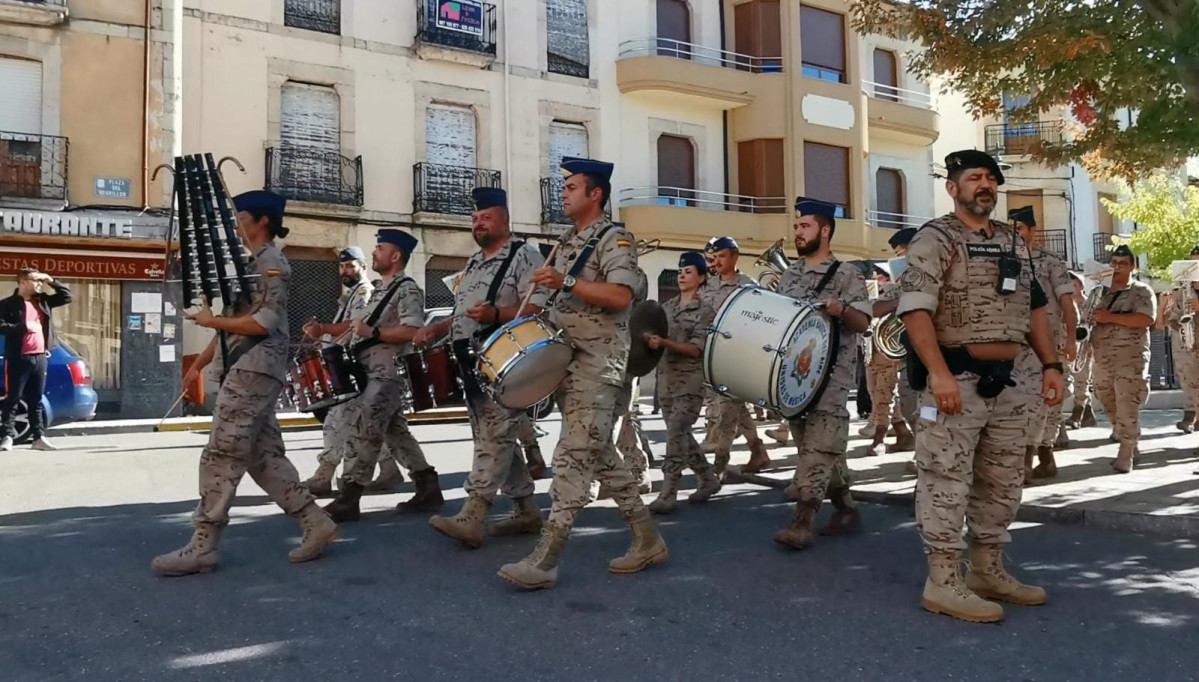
[0,436,12,451]
[32,437,57,451]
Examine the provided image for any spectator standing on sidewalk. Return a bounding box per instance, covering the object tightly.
[0,268,72,452]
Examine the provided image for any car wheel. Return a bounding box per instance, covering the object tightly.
[11,400,32,444]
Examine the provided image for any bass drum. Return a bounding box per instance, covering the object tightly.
[703,285,838,419]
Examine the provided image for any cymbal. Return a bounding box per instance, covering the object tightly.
[628,300,668,377]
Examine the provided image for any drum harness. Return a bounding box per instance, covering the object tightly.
[452,239,528,400]
[350,274,415,357]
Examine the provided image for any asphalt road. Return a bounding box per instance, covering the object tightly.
[1,416,1198,681]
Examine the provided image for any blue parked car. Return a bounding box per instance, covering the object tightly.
[0,340,98,443]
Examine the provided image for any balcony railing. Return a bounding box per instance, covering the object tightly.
[867,209,930,230]
[619,38,783,73]
[1093,232,1115,263]
[265,145,363,207]
[414,162,502,216]
[862,80,934,110]
[539,176,614,225]
[620,187,788,213]
[1040,228,1067,261]
[0,131,68,202]
[985,120,1064,157]
[283,0,340,35]
[416,0,497,57]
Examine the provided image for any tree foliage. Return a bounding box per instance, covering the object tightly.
[1102,174,1199,279]
[850,0,1199,180]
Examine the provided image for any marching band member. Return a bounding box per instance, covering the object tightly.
[1009,207,1077,481]
[1063,272,1098,431]
[420,188,546,548]
[772,197,871,549]
[644,252,720,514]
[863,264,903,456]
[1088,244,1155,473]
[1159,245,1199,433]
[601,261,652,498]
[154,190,337,576]
[868,228,919,458]
[324,230,445,522]
[899,150,1062,623]
[499,158,667,590]
[700,236,771,474]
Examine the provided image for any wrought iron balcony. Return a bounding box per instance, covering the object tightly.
[1093,232,1115,263]
[284,0,340,34]
[416,0,497,58]
[265,145,363,207]
[0,131,68,202]
[1040,228,1067,261]
[540,176,614,225]
[414,162,501,216]
[985,120,1063,157]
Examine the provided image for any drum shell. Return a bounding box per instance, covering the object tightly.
[476,316,572,409]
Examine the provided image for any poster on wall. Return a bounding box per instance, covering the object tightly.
[435,0,483,35]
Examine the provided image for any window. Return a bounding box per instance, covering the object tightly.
[738,139,785,212]
[284,0,341,35]
[800,6,846,83]
[281,82,340,151]
[426,105,477,168]
[803,141,850,217]
[734,1,782,72]
[875,168,905,228]
[656,0,691,58]
[547,121,588,177]
[0,57,42,134]
[657,269,680,302]
[1097,192,1116,236]
[872,48,899,101]
[547,0,590,78]
[657,134,696,206]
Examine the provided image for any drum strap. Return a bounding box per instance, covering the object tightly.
[813,260,841,295]
[333,281,366,324]
[547,224,616,307]
[352,276,414,354]
[483,240,525,306]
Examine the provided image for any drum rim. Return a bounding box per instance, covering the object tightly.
[479,314,542,349]
[487,336,571,386]
[775,308,839,418]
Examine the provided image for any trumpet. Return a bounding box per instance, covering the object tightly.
[1072,284,1105,373]
[1169,260,1199,350]
[754,238,791,290]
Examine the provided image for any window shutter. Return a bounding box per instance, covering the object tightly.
[547,121,588,177]
[281,82,340,150]
[426,105,477,168]
[875,168,905,228]
[803,141,850,216]
[0,58,43,134]
[800,6,845,76]
[547,0,590,75]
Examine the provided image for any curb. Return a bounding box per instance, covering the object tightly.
[48,409,471,437]
[851,489,1199,539]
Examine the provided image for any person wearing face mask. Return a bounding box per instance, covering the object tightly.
[0,268,72,452]
[899,150,1064,623]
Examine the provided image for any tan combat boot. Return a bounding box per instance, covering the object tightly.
[818,489,861,536]
[1112,442,1135,474]
[765,424,790,445]
[713,449,731,477]
[1080,404,1098,428]
[1177,410,1196,434]
[648,476,680,514]
[743,439,772,473]
[397,468,445,512]
[609,509,669,574]
[303,461,338,498]
[964,544,1048,606]
[688,469,722,503]
[1031,445,1057,479]
[489,496,543,536]
[922,551,1004,622]
[1054,424,1070,449]
[1064,404,1084,429]
[887,421,916,453]
[151,524,222,577]
[498,522,569,590]
[857,421,877,438]
[289,503,339,563]
[525,444,547,479]
[366,458,405,493]
[773,501,818,550]
[867,424,888,456]
[429,494,492,549]
[1022,445,1037,485]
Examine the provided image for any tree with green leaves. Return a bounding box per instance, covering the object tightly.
[1102,174,1199,278]
[850,0,1199,180]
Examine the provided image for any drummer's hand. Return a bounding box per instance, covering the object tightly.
[302,319,324,339]
[531,266,565,291]
[646,334,664,350]
[822,298,845,317]
[466,304,497,323]
[413,325,439,348]
[929,369,961,415]
[354,320,374,338]
[185,302,215,328]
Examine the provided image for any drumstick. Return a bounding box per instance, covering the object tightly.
[153,390,187,432]
[516,241,562,320]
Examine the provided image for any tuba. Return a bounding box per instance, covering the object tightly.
[870,314,907,360]
[754,238,791,290]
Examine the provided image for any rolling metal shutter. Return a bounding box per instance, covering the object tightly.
[281,82,339,150]
[0,57,43,134]
[426,105,476,168]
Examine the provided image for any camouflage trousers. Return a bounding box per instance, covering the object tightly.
[463,392,536,503]
[896,366,917,427]
[514,413,538,449]
[866,354,902,429]
[1091,352,1149,446]
[193,369,313,528]
[914,374,1027,554]
[659,391,711,479]
[1069,354,1093,411]
[786,411,854,509]
[317,401,400,468]
[710,391,760,454]
[614,379,650,480]
[1171,341,1199,413]
[546,374,647,529]
[1015,345,1072,448]
[341,375,430,487]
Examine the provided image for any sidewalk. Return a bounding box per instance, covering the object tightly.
[731,408,1199,538]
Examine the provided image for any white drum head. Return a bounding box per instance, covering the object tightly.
[492,341,573,409]
[774,308,837,418]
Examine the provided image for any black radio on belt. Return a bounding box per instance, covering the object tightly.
[996,233,1021,295]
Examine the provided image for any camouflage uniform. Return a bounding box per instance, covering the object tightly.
[658,294,716,478]
[879,282,918,428]
[1013,247,1074,449]
[1165,288,1199,414]
[699,271,764,469]
[341,276,432,486]
[614,268,652,482]
[194,244,313,528]
[452,239,547,503]
[898,214,1040,554]
[776,256,871,511]
[1089,280,1156,451]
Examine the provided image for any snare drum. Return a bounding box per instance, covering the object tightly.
[704,285,838,419]
[476,315,572,409]
[286,345,364,412]
[395,345,464,412]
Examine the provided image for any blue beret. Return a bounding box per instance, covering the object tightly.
[377,229,417,253]
[1111,244,1134,259]
[709,236,739,253]
[339,246,366,263]
[795,196,838,227]
[945,149,1005,185]
[472,187,507,210]
[1008,206,1036,227]
[559,157,614,182]
[678,252,708,273]
[233,190,287,219]
[888,227,916,248]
